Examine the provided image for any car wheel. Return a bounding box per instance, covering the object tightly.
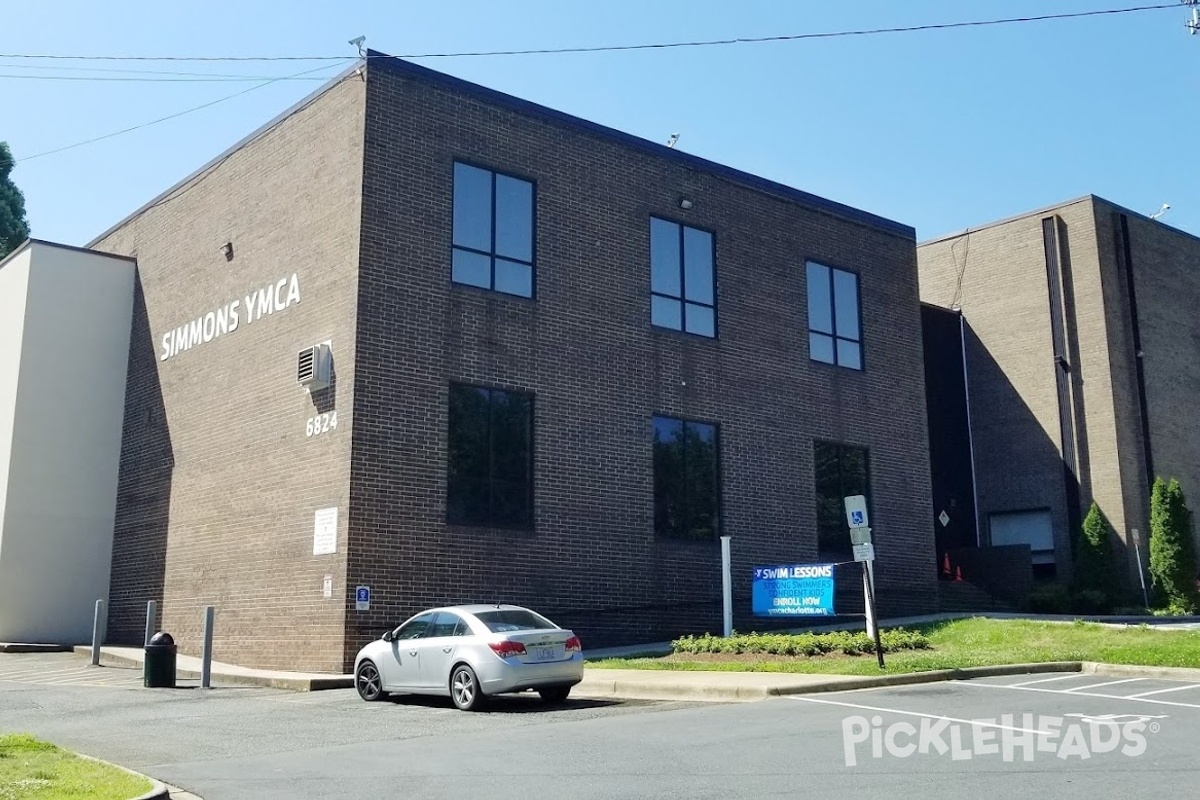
[450,664,484,711]
[538,686,571,704]
[356,660,385,702]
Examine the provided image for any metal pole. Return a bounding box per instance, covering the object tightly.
[90,600,106,666]
[1132,529,1151,609]
[200,606,215,690]
[720,535,733,637]
[144,600,157,647]
[862,562,885,669]
[863,562,877,640]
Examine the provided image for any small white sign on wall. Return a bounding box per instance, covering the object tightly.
[322,575,333,599]
[313,507,338,555]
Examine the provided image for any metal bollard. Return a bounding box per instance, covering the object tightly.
[144,600,157,647]
[200,606,215,689]
[90,600,106,666]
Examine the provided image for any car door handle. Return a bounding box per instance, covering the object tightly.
[408,650,418,657]
[442,647,452,653]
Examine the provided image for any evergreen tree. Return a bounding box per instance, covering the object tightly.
[0,142,30,258]
[1148,477,1199,610]
[1074,501,1115,596]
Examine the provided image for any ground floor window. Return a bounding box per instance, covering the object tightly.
[652,415,720,540]
[989,509,1056,579]
[814,441,870,554]
[446,383,533,528]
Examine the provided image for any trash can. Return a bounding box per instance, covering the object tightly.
[144,632,177,688]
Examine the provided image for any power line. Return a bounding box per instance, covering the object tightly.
[0,4,1179,63]
[16,61,353,163]
[0,73,332,82]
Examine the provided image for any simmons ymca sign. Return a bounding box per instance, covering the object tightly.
[159,274,301,361]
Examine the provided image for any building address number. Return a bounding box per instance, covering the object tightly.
[306,411,338,437]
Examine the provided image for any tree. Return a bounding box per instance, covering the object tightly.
[1148,477,1199,611]
[1074,501,1116,597]
[0,142,30,258]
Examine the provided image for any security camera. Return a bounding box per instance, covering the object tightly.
[349,36,366,49]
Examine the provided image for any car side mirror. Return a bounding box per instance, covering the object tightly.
[381,630,394,642]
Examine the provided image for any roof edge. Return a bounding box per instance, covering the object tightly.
[0,238,138,271]
[367,51,916,240]
[86,60,364,248]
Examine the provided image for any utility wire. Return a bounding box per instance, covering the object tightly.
[16,61,353,162]
[0,3,1179,63]
[0,73,332,82]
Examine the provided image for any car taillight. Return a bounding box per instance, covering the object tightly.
[488,640,527,658]
[564,635,581,653]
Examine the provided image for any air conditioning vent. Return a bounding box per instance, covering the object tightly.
[298,343,331,390]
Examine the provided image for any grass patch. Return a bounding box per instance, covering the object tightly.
[587,618,1200,675]
[0,734,152,800]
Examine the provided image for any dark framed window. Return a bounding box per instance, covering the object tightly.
[447,383,533,529]
[814,441,870,553]
[807,261,862,369]
[653,415,720,540]
[452,162,535,298]
[650,217,716,337]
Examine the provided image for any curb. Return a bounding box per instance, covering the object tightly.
[0,643,73,653]
[577,662,1085,702]
[74,751,171,800]
[71,646,353,692]
[1084,661,1200,682]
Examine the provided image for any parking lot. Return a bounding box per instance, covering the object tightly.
[4,654,1200,799]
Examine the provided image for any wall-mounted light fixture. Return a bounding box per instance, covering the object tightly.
[679,197,694,210]
[221,242,234,261]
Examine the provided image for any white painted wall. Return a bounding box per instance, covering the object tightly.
[0,241,135,643]
[0,249,32,575]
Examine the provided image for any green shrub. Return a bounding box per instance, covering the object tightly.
[669,627,931,657]
[1026,583,1072,614]
[1149,477,1200,609]
[1070,588,1112,615]
[1074,502,1116,602]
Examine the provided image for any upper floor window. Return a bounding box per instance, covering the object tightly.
[447,383,533,529]
[452,162,535,298]
[807,262,861,369]
[814,440,870,554]
[653,415,720,540]
[651,217,716,337]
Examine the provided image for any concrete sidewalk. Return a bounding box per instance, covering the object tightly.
[72,645,353,691]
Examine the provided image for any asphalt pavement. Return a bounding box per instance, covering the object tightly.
[3,652,1200,799]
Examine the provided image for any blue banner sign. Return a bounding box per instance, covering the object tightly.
[752,564,836,616]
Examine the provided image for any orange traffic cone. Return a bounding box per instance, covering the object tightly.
[942,553,951,577]
[954,566,964,582]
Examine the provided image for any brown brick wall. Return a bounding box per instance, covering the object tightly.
[918,210,1075,573]
[92,76,366,672]
[345,57,936,663]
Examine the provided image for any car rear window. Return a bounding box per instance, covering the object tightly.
[474,609,556,632]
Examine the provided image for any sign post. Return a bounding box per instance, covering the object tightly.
[845,495,884,669]
[721,535,733,637]
[1132,528,1151,609]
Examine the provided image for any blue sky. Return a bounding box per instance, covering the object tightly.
[3,1,1197,246]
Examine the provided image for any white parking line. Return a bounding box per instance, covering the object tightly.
[1063,679,1144,693]
[1127,684,1200,698]
[1009,674,1086,687]
[956,680,1200,710]
[785,695,1051,736]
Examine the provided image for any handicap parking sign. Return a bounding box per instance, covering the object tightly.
[355,585,370,611]
[844,495,869,529]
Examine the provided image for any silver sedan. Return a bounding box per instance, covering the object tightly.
[353,604,584,710]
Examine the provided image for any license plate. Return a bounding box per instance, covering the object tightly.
[532,646,562,662]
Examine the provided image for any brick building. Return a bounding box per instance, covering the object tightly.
[919,195,1200,596]
[88,52,937,672]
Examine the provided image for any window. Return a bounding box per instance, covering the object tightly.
[474,609,556,632]
[807,262,862,369]
[427,612,469,638]
[814,441,870,553]
[989,509,1056,579]
[394,613,436,640]
[452,162,535,298]
[650,217,716,337]
[653,416,720,540]
[447,383,533,528]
